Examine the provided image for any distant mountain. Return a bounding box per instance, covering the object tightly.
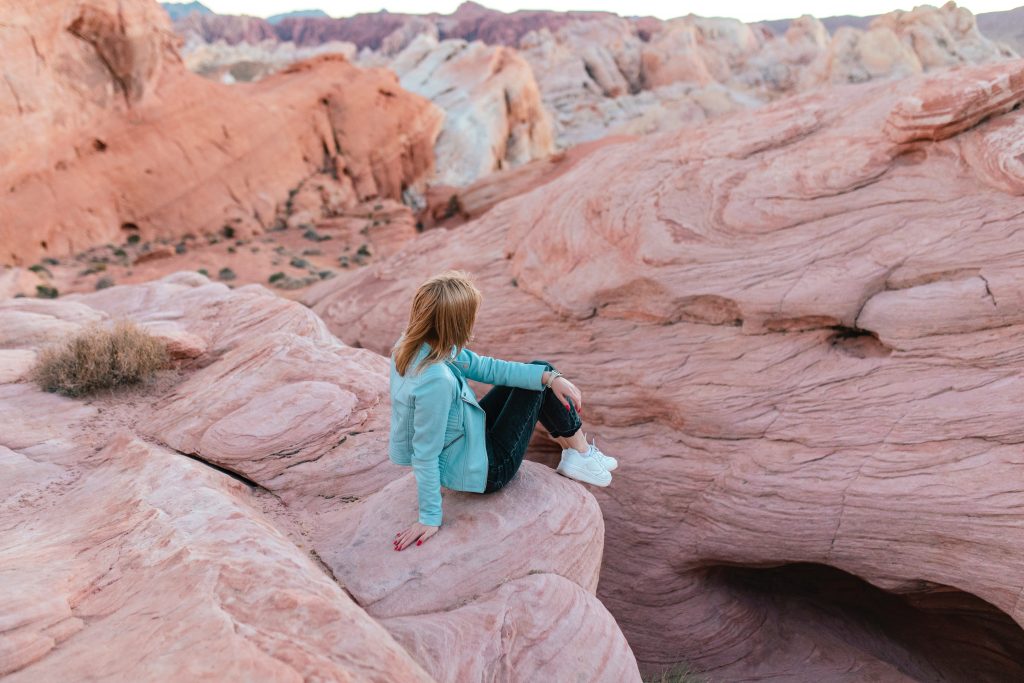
[162,1,213,21]
[758,14,872,36]
[976,6,1024,55]
[268,9,331,25]
[167,2,1024,56]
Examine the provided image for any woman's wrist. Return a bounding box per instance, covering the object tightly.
[543,370,562,389]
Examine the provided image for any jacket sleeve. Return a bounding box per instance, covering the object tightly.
[410,370,452,526]
[455,347,546,390]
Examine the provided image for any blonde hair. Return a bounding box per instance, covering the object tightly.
[393,270,481,376]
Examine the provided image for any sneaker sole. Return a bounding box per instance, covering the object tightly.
[556,463,612,487]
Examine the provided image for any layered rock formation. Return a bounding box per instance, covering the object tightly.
[1,0,442,266]
[172,3,1017,151]
[182,37,357,82]
[304,59,1024,678]
[0,273,641,681]
[802,3,1017,87]
[420,134,635,230]
[522,3,1017,146]
[378,35,555,186]
[763,4,1024,57]
[518,15,762,145]
[181,29,555,185]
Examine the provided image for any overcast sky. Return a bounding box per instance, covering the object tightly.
[198,1,1024,22]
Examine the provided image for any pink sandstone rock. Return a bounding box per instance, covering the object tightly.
[182,38,358,84]
[884,58,1024,142]
[1,274,642,680]
[0,269,44,299]
[384,34,555,186]
[321,463,604,618]
[168,4,1016,152]
[0,299,107,349]
[305,60,1024,679]
[138,320,208,359]
[1,0,443,265]
[64,276,396,500]
[419,135,636,229]
[383,573,640,683]
[0,350,36,384]
[0,428,433,682]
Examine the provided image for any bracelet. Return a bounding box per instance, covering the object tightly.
[544,370,562,390]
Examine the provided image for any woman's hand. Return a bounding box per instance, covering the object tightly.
[551,376,583,415]
[394,521,440,551]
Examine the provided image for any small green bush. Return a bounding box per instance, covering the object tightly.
[31,321,168,397]
[36,285,59,299]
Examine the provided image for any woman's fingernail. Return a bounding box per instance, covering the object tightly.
[417,540,423,546]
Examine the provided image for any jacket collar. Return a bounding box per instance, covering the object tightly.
[416,341,458,365]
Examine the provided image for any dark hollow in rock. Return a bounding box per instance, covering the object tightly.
[828,326,892,358]
[710,562,1024,681]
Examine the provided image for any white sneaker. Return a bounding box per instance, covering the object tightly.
[588,439,618,472]
[557,446,612,487]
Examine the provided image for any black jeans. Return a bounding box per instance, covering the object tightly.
[480,360,582,493]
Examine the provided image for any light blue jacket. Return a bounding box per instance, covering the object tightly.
[388,341,546,525]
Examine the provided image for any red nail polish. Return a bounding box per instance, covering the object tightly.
[417,540,423,546]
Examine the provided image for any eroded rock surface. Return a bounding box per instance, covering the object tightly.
[305,59,1024,679]
[172,2,1017,149]
[0,396,433,682]
[1,273,641,682]
[378,35,555,186]
[1,0,442,265]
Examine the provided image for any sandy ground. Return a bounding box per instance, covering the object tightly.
[20,200,415,301]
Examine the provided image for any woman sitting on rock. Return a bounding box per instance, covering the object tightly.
[389,270,616,551]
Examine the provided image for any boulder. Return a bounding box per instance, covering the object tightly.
[388,35,555,186]
[383,574,640,682]
[0,274,642,681]
[322,463,604,617]
[0,431,433,682]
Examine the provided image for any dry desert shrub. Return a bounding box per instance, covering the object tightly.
[644,664,706,683]
[32,320,168,397]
